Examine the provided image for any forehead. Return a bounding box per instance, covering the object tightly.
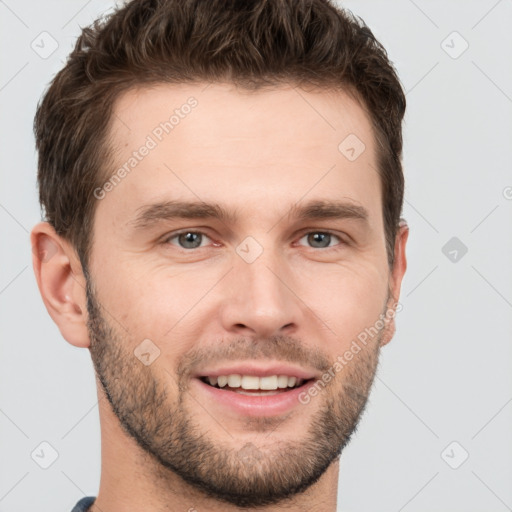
[101,82,382,231]
[111,82,374,149]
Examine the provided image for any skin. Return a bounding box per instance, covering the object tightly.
[31,82,408,511]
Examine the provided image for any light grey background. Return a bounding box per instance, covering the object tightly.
[1,1,511,511]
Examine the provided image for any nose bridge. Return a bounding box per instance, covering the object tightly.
[244,246,285,306]
[221,238,301,335]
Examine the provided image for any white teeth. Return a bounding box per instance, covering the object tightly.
[277,375,289,388]
[204,374,304,390]
[259,375,278,390]
[241,375,260,389]
[227,374,241,387]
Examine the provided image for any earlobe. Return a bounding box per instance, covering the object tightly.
[30,222,90,348]
[380,221,409,347]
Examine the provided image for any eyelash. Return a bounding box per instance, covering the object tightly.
[162,229,347,251]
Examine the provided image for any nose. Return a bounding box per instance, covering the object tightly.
[219,245,302,338]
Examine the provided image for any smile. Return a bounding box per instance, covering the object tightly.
[200,374,307,393]
[193,374,317,416]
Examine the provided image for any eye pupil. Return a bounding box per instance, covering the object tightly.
[179,232,202,248]
[308,232,330,248]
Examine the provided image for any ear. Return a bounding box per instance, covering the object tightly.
[30,222,90,348]
[380,220,409,347]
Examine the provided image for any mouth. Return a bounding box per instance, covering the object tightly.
[190,363,320,417]
[198,374,314,396]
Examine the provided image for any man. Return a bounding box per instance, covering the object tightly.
[30,0,408,510]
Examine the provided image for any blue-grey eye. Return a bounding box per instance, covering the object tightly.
[171,232,207,249]
[300,232,341,248]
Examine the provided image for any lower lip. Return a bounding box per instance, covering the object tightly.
[192,378,317,417]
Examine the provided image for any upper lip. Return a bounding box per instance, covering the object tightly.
[194,362,319,380]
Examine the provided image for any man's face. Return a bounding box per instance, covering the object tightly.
[86,83,402,506]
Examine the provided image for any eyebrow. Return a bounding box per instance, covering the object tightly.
[129,199,369,231]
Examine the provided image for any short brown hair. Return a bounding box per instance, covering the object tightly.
[34,0,406,270]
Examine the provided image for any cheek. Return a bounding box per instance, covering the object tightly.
[96,261,220,345]
[89,258,169,343]
[294,260,388,345]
